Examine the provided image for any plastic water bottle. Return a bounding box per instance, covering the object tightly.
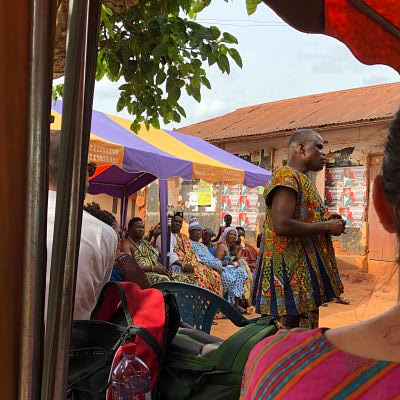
[111,342,151,400]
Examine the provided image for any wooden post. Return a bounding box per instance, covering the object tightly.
[0,2,31,398]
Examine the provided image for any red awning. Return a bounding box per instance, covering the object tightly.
[263,0,400,72]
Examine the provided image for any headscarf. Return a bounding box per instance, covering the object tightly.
[223,226,238,242]
[188,217,202,231]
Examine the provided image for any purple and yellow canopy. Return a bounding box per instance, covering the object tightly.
[51,100,270,201]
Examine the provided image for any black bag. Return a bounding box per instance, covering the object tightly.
[67,282,180,400]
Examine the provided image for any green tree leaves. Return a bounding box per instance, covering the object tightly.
[95,2,243,131]
[54,2,246,132]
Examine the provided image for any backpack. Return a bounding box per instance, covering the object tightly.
[67,281,179,399]
[158,316,277,400]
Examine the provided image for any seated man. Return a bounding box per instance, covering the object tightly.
[172,212,223,296]
[47,130,117,320]
[121,217,195,285]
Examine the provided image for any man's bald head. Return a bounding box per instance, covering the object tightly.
[287,129,326,173]
[288,129,320,147]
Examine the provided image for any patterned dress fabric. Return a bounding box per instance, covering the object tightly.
[258,166,344,318]
[240,328,400,400]
[129,238,196,285]
[191,240,248,304]
[110,253,150,289]
[174,233,223,296]
[237,258,252,300]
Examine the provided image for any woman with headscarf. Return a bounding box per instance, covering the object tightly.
[214,226,249,311]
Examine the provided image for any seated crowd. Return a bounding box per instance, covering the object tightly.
[82,202,260,315]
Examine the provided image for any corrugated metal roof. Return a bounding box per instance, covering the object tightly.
[178,83,400,142]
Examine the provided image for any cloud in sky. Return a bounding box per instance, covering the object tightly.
[69,1,399,129]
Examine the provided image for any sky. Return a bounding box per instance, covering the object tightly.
[86,1,399,129]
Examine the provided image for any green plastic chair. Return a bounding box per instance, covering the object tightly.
[152,281,259,334]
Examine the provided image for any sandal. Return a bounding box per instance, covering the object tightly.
[336,296,350,305]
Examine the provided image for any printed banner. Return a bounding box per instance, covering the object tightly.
[197,182,213,207]
[325,166,367,228]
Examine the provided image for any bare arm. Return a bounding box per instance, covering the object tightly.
[215,243,226,260]
[212,226,223,243]
[120,239,133,255]
[271,187,345,237]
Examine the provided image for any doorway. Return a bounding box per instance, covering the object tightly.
[368,155,398,262]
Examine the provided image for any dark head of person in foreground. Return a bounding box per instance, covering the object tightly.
[241,109,400,399]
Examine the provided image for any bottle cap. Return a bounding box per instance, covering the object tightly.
[121,342,136,356]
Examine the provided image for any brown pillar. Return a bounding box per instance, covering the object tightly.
[0,2,30,397]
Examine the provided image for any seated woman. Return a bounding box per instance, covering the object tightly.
[240,110,400,399]
[190,220,249,313]
[214,227,249,312]
[236,227,259,270]
[120,217,196,286]
[172,212,223,296]
[229,243,253,312]
[202,228,217,256]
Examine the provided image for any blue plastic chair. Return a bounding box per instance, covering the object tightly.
[152,281,258,334]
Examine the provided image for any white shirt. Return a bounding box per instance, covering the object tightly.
[156,234,179,266]
[46,190,117,320]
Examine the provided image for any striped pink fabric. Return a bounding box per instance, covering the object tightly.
[241,328,400,400]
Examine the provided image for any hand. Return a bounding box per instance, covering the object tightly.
[325,219,346,236]
[328,212,342,220]
[183,263,195,273]
[155,266,170,276]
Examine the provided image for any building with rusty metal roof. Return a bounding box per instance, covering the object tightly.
[179,83,400,143]
[180,83,400,272]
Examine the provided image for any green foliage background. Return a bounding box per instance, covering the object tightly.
[53,0,261,131]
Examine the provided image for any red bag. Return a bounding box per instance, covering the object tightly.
[90,281,179,397]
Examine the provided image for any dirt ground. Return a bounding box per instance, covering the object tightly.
[211,261,399,340]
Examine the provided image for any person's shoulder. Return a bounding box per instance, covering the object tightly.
[82,210,117,240]
[249,328,325,364]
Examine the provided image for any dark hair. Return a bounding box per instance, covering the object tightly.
[128,217,143,228]
[84,202,116,227]
[288,129,318,146]
[383,109,400,235]
[224,214,232,219]
[231,243,242,252]
[236,226,245,233]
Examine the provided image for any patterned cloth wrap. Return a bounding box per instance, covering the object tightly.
[241,328,400,400]
[174,233,223,296]
[256,166,344,320]
[130,238,196,286]
[191,239,248,304]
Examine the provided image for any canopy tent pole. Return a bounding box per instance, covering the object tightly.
[120,189,129,228]
[19,0,56,398]
[159,179,169,267]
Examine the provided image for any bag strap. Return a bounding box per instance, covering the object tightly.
[206,317,276,373]
[91,282,133,327]
[130,326,162,365]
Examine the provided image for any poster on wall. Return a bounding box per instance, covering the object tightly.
[220,184,260,231]
[325,166,366,228]
[197,182,213,207]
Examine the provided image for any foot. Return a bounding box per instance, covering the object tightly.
[336,296,350,305]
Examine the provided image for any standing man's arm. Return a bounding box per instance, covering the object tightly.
[271,187,345,237]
